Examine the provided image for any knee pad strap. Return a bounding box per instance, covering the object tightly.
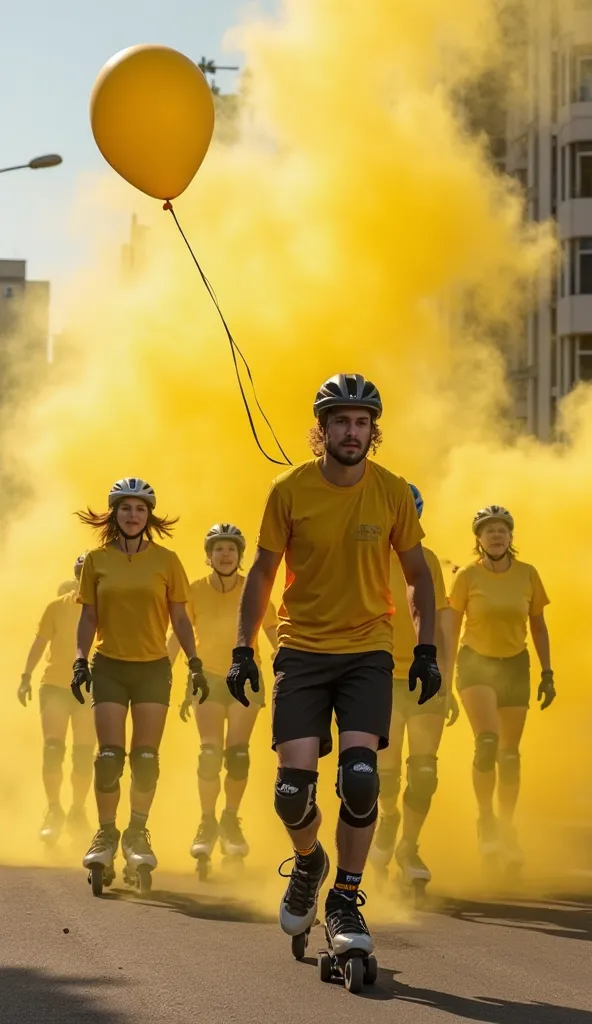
[473,732,499,773]
[129,746,160,793]
[274,767,318,831]
[198,743,223,782]
[224,743,250,781]
[43,739,66,772]
[403,754,438,814]
[497,748,520,785]
[94,745,126,793]
[72,744,94,775]
[336,747,379,828]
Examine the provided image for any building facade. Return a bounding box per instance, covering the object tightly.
[0,260,50,403]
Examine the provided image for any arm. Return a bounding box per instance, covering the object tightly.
[397,544,436,647]
[166,631,182,666]
[443,607,463,673]
[529,611,551,672]
[168,603,198,661]
[237,547,283,647]
[76,605,97,660]
[435,610,449,690]
[23,635,48,677]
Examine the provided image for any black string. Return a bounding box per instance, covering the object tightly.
[163,201,292,467]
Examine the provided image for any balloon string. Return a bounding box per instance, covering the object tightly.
[163,201,292,467]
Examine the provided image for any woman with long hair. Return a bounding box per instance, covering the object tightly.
[18,553,95,846]
[448,505,555,873]
[72,477,208,895]
[168,523,277,877]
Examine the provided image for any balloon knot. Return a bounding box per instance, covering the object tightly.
[163,200,173,211]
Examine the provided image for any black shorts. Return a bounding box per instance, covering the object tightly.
[456,645,530,709]
[392,677,447,720]
[39,684,89,716]
[197,670,266,709]
[91,653,172,708]
[272,648,394,758]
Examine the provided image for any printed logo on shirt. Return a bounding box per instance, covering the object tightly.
[355,524,383,542]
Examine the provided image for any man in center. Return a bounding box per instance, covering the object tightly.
[226,373,441,958]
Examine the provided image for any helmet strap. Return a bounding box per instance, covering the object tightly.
[478,541,511,564]
[119,527,145,556]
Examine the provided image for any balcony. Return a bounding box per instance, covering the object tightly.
[557,294,592,336]
[558,106,592,144]
[558,198,592,238]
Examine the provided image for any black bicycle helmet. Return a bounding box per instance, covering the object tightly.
[313,374,382,420]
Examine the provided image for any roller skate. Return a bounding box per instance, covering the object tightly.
[190,814,218,881]
[219,809,248,874]
[318,891,378,994]
[39,805,65,847]
[368,810,400,888]
[121,825,156,894]
[279,842,329,961]
[66,806,91,841]
[499,820,524,883]
[395,838,431,908]
[83,824,120,896]
[478,814,501,877]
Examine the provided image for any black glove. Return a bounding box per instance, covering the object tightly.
[71,657,92,705]
[445,691,460,727]
[179,673,194,722]
[409,644,442,704]
[188,657,209,705]
[226,646,259,708]
[17,673,32,708]
[537,669,556,711]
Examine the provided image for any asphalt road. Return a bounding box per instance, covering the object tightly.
[0,861,590,1024]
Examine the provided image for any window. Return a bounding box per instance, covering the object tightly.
[578,55,592,102]
[577,148,592,197]
[578,238,592,293]
[578,336,592,381]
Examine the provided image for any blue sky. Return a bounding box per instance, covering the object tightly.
[0,1,276,314]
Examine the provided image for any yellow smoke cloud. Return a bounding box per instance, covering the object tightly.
[0,0,588,904]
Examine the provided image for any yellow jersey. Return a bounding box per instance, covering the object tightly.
[36,590,81,688]
[188,575,277,676]
[258,459,424,654]
[391,546,447,680]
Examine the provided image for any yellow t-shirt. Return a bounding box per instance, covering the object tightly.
[448,559,549,658]
[258,459,424,654]
[188,575,277,677]
[36,590,81,688]
[78,542,190,662]
[391,547,447,681]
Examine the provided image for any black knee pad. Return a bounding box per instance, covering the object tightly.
[497,748,520,785]
[336,747,379,828]
[379,768,401,802]
[274,767,318,830]
[198,743,223,782]
[72,744,94,776]
[403,754,438,815]
[224,743,250,781]
[94,745,126,793]
[473,732,499,773]
[43,739,66,773]
[130,746,160,793]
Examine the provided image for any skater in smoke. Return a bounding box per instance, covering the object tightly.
[72,477,208,894]
[18,553,95,845]
[369,485,458,904]
[447,505,555,874]
[168,523,277,877]
[226,374,441,991]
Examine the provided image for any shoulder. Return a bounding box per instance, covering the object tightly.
[150,542,177,560]
[190,576,209,593]
[271,460,317,492]
[451,563,477,584]
[422,547,441,572]
[514,559,540,578]
[367,462,408,497]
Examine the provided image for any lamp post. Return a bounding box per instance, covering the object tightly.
[0,154,63,174]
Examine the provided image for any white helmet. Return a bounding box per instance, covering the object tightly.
[108,478,156,509]
[205,523,246,556]
[472,505,514,535]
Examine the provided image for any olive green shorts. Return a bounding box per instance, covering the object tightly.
[91,652,172,708]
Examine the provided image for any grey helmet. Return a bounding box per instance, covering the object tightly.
[108,478,156,509]
[472,505,514,535]
[205,523,246,556]
[313,373,382,420]
[73,552,87,580]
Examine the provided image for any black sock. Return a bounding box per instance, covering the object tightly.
[330,866,362,899]
[99,819,116,831]
[294,839,325,870]
[129,810,148,831]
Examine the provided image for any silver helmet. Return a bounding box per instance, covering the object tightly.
[205,523,246,556]
[73,552,87,580]
[472,505,514,535]
[313,374,382,420]
[108,478,156,509]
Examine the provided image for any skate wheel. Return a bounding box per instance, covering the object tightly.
[196,856,210,882]
[344,956,364,994]
[291,932,308,961]
[413,880,428,910]
[318,951,332,983]
[137,865,152,894]
[89,864,103,897]
[364,954,378,986]
[122,866,134,886]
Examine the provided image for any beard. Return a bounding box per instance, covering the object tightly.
[325,436,371,466]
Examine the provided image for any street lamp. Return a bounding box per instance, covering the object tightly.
[0,153,63,174]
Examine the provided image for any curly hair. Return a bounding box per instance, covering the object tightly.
[76,505,178,546]
[308,418,383,458]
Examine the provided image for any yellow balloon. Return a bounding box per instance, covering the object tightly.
[91,45,215,200]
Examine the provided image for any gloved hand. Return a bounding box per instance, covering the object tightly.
[537,669,556,710]
[226,647,259,708]
[409,644,442,705]
[179,673,194,722]
[188,657,209,705]
[71,657,92,705]
[445,691,460,727]
[17,673,32,707]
